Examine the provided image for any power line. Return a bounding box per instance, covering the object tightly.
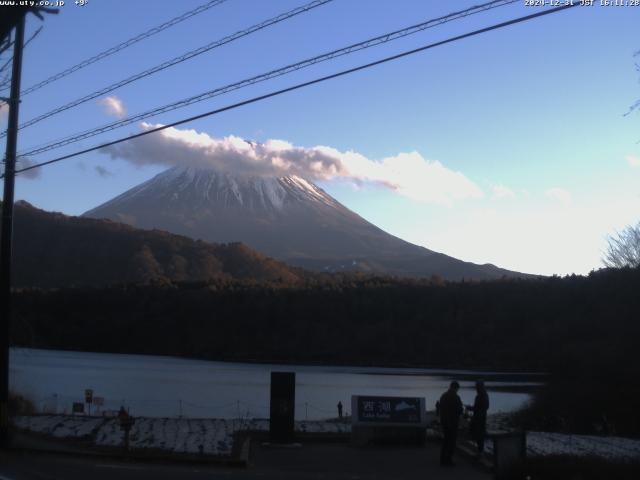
[5,0,230,96]
[12,3,578,177]
[0,39,12,57]
[7,0,334,136]
[16,0,519,155]
[13,0,515,148]
[0,27,42,91]
[0,35,12,90]
[0,27,42,88]
[23,26,42,49]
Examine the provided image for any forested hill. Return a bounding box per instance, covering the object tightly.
[12,266,640,376]
[11,265,640,434]
[3,201,306,288]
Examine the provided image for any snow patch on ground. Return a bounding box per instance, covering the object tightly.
[13,415,349,457]
[482,431,640,461]
[16,415,638,461]
[13,415,105,439]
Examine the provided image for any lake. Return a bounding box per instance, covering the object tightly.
[10,348,541,419]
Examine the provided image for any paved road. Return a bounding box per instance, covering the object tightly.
[0,441,490,480]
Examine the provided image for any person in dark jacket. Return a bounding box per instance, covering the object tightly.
[468,380,490,457]
[439,381,463,466]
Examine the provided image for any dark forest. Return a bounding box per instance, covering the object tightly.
[11,266,640,435]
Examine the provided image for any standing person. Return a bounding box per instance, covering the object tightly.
[439,381,463,466]
[337,401,343,419]
[469,380,489,458]
[468,380,490,458]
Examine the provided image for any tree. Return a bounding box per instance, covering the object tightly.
[603,221,640,268]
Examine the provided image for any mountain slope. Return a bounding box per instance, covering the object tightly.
[84,167,528,280]
[6,201,304,288]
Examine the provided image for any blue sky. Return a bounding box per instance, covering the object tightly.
[1,0,639,275]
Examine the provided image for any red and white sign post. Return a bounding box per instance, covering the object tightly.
[84,389,93,416]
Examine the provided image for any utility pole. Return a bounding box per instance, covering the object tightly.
[0,14,25,449]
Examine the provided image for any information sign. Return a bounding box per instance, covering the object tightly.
[352,395,426,426]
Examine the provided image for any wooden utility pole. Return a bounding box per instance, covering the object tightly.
[0,13,25,449]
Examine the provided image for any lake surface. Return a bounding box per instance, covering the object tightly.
[10,348,541,420]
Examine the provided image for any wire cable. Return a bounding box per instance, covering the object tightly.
[0,27,43,91]
[0,39,12,57]
[11,3,578,177]
[23,26,43,50]
[15,0,519,153]
[7,0,231,96]
[7,0,334,136]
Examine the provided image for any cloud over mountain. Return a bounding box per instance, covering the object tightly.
[101,123,483,206]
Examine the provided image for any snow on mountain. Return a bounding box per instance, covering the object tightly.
[96,167,337,213]
[84,167,527,280]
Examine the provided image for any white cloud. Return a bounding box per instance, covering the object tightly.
[341,150,484,205]
[0,101,8,125]
[15,157,40,179]
[545,187,572,207]
[98,96,127,118]
[491,184,516,200]
[626,154,640,167]
[101,124,484,206]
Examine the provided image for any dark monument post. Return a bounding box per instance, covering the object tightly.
[269,372,295,443]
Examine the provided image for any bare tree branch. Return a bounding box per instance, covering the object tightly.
[603,222,640,268]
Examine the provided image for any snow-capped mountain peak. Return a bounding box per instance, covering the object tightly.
[97,167,338,214]
[84,166,526,280]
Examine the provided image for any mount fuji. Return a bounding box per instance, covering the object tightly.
[84,167,525,280]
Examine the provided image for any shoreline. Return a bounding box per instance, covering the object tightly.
[10,346,548,379]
